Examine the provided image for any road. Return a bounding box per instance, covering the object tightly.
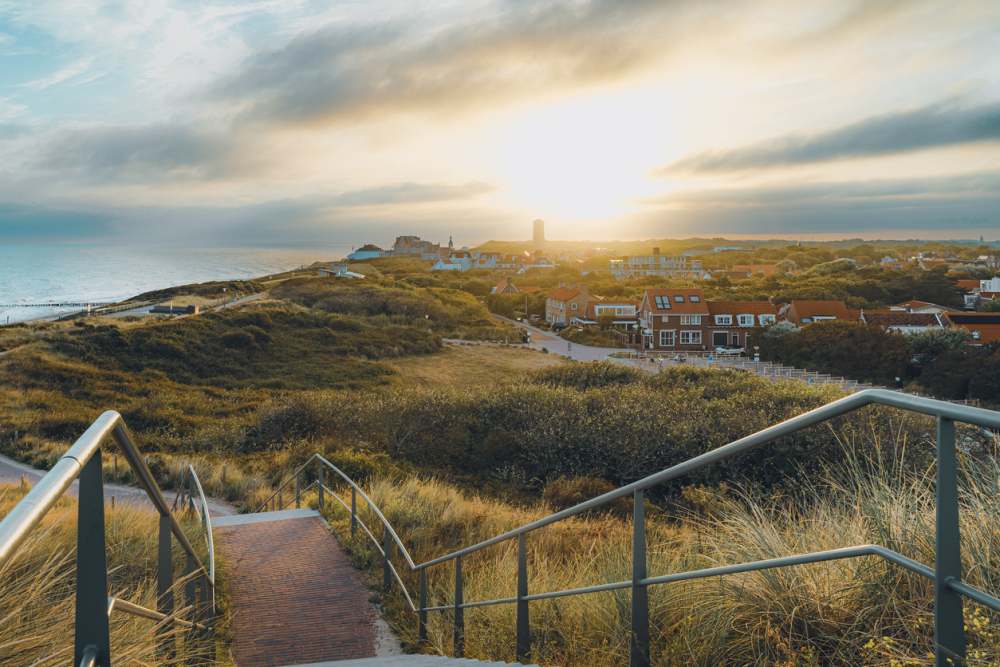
[496,316,622,361]
[0,452,235,515]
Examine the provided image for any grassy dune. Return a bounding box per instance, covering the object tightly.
[0,483,224,666]
[322,438,1000,666]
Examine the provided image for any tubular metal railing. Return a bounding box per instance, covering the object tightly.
[0,411,215,667]
[259,389,1000,667]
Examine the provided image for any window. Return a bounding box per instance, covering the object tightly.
[759,314,776,326]
[571,302,578,310]
[680,330,702,344]
[738,314,754,327]
[659,330,675,346]
[653,295,671,309]
[674,295,685,303]
[714,314,732,325]
[690,295,701,303]
[680,315,701,325]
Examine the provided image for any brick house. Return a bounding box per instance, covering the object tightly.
[545,285,590,326]
[705,301,778,350]
[637,288,709,350]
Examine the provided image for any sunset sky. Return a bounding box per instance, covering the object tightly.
[1,0,999,246]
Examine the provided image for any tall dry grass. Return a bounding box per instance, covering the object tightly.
[0,482,228,666]
[318,429,999,666]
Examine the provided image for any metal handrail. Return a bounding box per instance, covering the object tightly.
[178,464,217,615]
[0,410,215,667]
[262,389,1000,667]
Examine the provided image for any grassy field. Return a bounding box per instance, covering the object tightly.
[385,344,564,388]
[0,483,224,666]
[317,438,1000,666]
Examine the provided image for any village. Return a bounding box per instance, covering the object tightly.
[342,220,1000,353]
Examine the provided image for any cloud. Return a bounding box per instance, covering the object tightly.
[0,202,113,239]
[638,171,1000,235]
[330,181,494,207]
[21,56,96,90]
[664,100,1000,173]
[204,0,698,127]
[35,123,251,181]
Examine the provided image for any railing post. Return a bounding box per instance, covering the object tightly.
[75,451,111,667]
[454,556,464,657]
[351,486,357,538]
[418,568,428,646]
[516,533,531,663]
[630,489,650,667]
[317,464,325,509]
[934,416,966,665]
[157,514,175,658]
[295,473,301,509]
[278,487,283,511]
[383,524,393,593]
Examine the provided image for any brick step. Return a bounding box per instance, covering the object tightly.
[283,656,539,666]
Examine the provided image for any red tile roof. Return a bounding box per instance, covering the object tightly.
[548,287,583,301]
[786,300,857,322]
[642,289,709,314]
[955,279,981,292]
[707,301,777,316]
[944,312,1000,343]
[861,310,942,328]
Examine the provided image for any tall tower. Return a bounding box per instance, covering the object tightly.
[532,219,545,247]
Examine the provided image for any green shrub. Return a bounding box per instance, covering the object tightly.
[542,476,630,515]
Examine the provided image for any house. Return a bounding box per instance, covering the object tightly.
[431,251,472,272]
[318,262,365,279]
[780,300,857,326]
[942,312,1000,345]
[545,285,591,326]
[637,288,710,350]
[890,300,952,314]
[393,235,450,260]
[859,310,945,335]
[520,256,556,272]
[705,301,778,350]
[587,299,638,322]
[609,248,703,280]
[347,244,386,261]
[956,276,1000,309]
[491,278,520,295]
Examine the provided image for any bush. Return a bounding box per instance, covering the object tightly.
[532,361,642,390]
[542,476,631,515]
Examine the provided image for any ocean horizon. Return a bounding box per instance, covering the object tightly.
[0,243,347,324]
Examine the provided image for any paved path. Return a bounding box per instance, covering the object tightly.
[494,316,620,361]
[214,509,381,666]
[0,451,235,514]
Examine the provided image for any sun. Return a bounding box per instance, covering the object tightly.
[489,87,674,223]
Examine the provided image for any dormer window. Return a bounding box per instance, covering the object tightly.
[690,295,701,302]
[738,314,754,327]
[715,314,732,325]
[654,295,671,309]
[674,295,685,303]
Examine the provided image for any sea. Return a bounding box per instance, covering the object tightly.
[0,243,350,324]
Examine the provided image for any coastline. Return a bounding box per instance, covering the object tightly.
[0,245,331,326]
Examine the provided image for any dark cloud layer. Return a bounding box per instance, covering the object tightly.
[0,203,113,239]
[206,0,698,127]
[640,171,1000,234]
[666,101,1000,173]
[35,124,248,181]
[330,181,493,207]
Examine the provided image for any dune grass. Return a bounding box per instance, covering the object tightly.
[314,428,999,666]
[0,483,227,666]
[385,344,564,389]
